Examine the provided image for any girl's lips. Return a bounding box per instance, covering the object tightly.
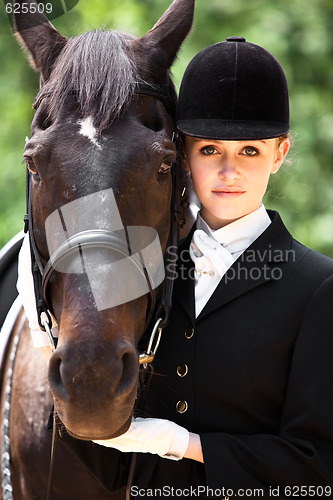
[212,188,246,197]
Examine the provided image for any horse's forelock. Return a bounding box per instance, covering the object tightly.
[45,29,140,133]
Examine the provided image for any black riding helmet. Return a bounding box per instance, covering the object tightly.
[177,36,289,140]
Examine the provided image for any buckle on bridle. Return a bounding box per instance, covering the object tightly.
[139,317,163,368]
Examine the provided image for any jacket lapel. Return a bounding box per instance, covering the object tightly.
[197,211,294,321]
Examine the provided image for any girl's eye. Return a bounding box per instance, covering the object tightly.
[242,146,259,157]
[201,146,217,155]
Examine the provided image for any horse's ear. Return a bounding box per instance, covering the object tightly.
[13,0,67,82]
[136,0,195,75]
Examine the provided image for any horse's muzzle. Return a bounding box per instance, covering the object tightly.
[48,339,139,438]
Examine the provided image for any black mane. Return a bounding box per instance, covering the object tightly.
[44,29,140,132]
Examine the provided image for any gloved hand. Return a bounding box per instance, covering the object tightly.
[93,417,190,461]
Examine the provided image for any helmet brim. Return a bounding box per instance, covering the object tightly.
[177,119,290,141]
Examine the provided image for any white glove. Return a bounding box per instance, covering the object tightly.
[93,417,190,461]
[17,234,57,347]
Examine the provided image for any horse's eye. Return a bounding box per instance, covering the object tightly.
[158,159,173,175]
[24,156,38,176]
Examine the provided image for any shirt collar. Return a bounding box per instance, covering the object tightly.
[196,205,271,255]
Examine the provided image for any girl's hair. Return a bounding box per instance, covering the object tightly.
[276,133,292,148]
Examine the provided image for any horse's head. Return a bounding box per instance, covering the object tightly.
[14,0,194,439]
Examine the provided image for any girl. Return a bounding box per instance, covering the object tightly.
[18,37,333,497]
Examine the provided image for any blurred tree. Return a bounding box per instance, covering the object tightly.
[0,0,332,255]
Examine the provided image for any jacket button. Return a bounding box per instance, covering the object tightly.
[176,400,188,414]
[185,327,194,339]
[177,364,188,377]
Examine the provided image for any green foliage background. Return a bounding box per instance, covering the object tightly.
[0,0,333,255]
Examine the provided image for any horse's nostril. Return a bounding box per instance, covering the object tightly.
[48,353,69,401]
[115,348,139,398]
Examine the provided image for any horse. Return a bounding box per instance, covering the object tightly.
[0,0,194,497]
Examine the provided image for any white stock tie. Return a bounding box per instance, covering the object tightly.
[190,229,235,278]
[188,207,272,317]
[190,229,236,317]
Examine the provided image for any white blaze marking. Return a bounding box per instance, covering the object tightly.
[78,116,102,149]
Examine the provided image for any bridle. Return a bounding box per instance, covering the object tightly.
[25,82,189,365]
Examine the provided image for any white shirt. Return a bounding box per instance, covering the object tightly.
[190,205,271,317]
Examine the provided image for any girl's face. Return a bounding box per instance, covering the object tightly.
[183,136,290,229]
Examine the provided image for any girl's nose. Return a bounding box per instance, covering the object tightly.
[218,160,240,182]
